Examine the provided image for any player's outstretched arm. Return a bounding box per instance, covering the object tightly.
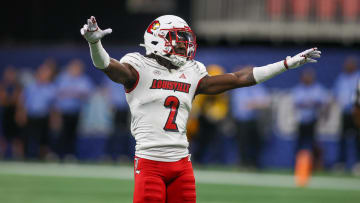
[197,48,321,95]
[80,16,137,88]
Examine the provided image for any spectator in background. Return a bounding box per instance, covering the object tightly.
[0,66,23,159]
[292,68,328,170]
[352,77,360,174]
[231,66,270,168]
[191,65,230,164]
[55,59,93,161]
[102,77,133,161]
[333,56,360,170]
[17,63,56,160]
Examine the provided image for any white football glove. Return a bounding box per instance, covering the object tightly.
[285,48,321,69]
[80,16,112,44]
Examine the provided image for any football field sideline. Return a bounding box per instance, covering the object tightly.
[0,161,359,191]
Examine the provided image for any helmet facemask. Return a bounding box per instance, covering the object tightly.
[161,28,197,67]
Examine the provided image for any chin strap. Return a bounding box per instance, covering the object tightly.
[168,55,187,67]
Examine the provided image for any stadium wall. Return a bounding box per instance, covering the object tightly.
[1,46,358,168]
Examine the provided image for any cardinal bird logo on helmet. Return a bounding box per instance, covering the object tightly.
[147,20,160,34]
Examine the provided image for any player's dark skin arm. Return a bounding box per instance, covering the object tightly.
[101,55,256,95]
[197,67,256,95]
[101,58,138,90]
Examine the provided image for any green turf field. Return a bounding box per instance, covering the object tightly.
[0,162,359,203]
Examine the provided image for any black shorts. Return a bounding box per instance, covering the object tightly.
[1,105,19,141]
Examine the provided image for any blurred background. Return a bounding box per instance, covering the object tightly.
[1,0,360,202]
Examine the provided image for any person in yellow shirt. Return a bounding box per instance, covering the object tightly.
[189,64,230,164]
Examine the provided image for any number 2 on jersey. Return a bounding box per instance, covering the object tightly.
[163,96,180,132]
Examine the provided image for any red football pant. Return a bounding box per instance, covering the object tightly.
[133,156,196,203]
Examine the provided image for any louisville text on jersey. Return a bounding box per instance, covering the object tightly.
[150,79,191,93]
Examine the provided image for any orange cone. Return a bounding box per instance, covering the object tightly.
[294,149,313,187]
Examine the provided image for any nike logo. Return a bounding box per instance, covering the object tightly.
[135,170,140,174]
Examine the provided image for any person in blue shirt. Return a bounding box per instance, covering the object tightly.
[231,75,270,168]
[17,63,57,160]
[102,76,132,161]
[0,66,23,159]
[333,56,360,168]
[55,59,93,160]
[292,68,328,166]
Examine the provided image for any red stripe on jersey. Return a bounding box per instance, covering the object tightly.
[194,75,207,95]
[126,68,140,93]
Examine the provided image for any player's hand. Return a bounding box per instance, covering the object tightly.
[80,16,112,44]
[285,48,321,69]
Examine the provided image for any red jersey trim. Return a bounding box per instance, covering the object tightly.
[126,68,140,93]
[195,75,207,95]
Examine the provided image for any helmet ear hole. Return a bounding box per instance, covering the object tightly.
[151,41,158,45]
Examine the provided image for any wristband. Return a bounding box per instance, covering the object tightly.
[253,60,287,83]
[89,40,110,69]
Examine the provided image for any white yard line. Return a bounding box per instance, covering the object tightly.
[0,162,359,191]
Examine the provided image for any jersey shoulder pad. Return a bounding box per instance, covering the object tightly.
[194,61,208,78]
[119,52,145,71]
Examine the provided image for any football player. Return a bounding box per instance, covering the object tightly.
[80,15,321,203]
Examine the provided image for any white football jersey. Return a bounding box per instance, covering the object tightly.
[120,52,208,162]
